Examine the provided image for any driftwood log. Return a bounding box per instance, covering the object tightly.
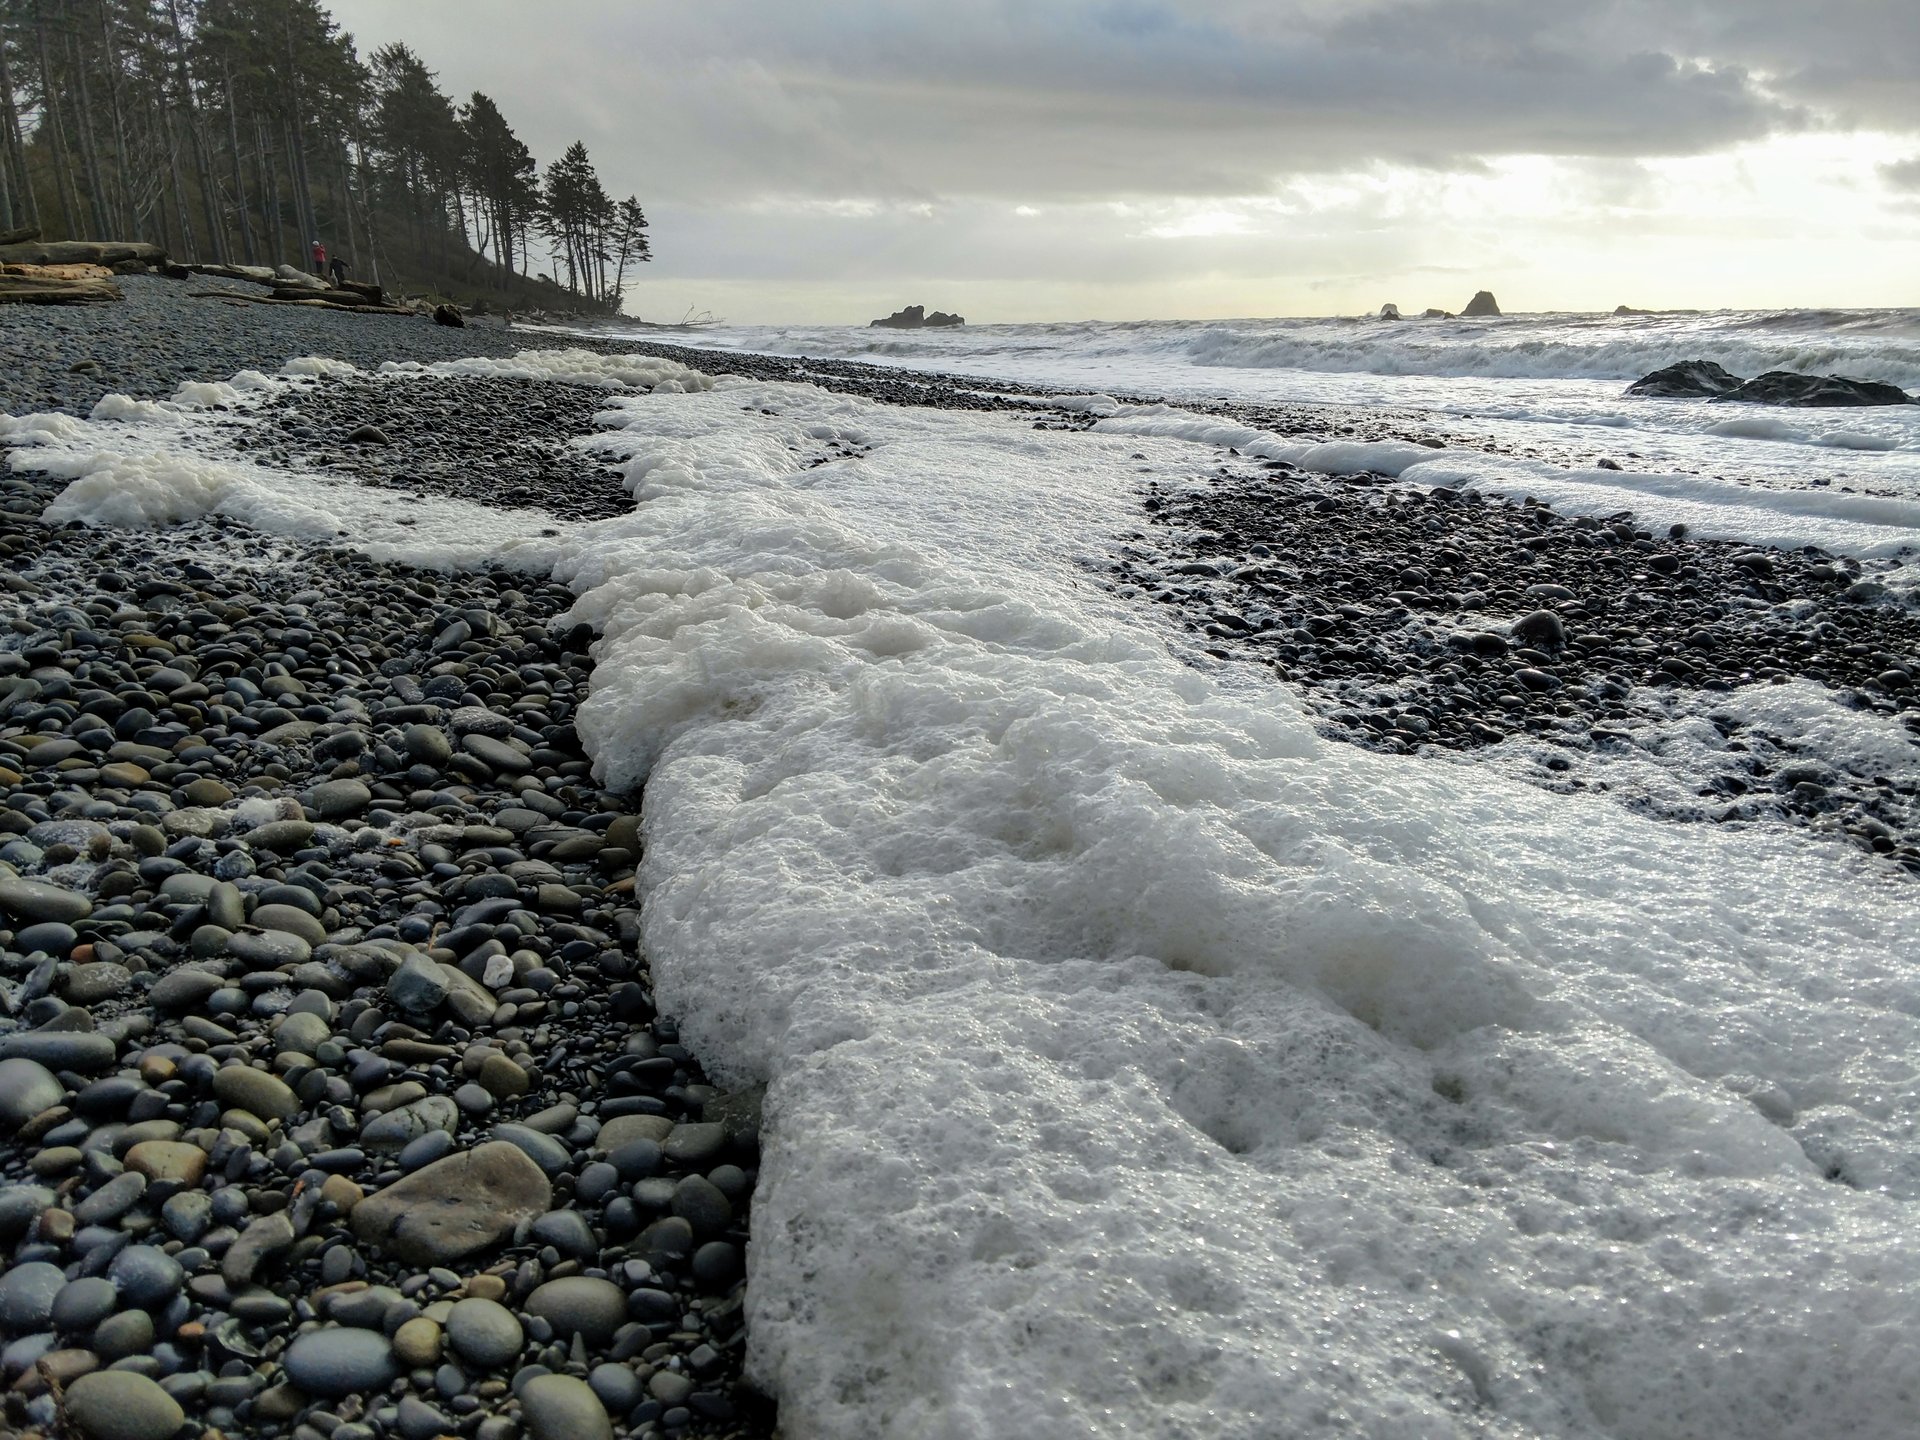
[189,288,412,316]
[0,239,164,267]
[0,272,122,304]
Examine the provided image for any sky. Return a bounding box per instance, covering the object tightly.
[323,0,1920,325]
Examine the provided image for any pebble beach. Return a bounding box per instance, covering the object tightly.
[1,280,781,1440]
[3,277,1918,1440]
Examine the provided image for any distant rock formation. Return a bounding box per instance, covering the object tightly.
[1422,308,1452,319]
[1613,305,1654,316]
[1461,290,1501,317]
[1626,360,1916,406]
[1378,303,1402,320]
[870,304,964,329]
[1626,360,1743,399]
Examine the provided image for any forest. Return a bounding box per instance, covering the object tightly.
[0,0,649,312]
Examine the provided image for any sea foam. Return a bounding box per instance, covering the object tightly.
[8,360,1920,1439]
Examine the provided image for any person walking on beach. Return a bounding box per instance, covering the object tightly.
[328,253,348,288]
[310,238,327,276]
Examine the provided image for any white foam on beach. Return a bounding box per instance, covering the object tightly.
[546,379,1920,1439]
[9,356,1920,1438]
[379,347,716,393]
[1087,407,1920,580]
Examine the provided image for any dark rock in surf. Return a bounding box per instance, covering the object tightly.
[1461,290,1502,318]
[870,304,964,329]
[1716,371,1915,408]
[1378,303,1402,321]
[1626,360,1744,399]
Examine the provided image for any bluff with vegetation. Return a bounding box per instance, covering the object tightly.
[0,0,648,312]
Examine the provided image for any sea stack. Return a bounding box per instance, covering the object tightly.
[1461,290,1502,317]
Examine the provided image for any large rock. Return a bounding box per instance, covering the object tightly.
[0,1057,62,1132]
[1718,371,1915,407]
[63,1371,185,1440]
[519,1373,613,1440]
[0,877,92,924]
[1626,359,1744,399]
[282,1325,401,1398]
[869,303,964,328]
[1460,289,1502,317]
[350,1141,551,1265]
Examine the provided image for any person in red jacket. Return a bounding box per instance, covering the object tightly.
[310,238,327,273]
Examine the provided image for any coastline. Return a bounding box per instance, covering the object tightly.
[1,280,778,1440]
[3,278,1917,1439]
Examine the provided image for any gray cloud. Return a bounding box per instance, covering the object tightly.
[321,0,1920,318]
[326,0,1857,207]
[1884,157,1920,192]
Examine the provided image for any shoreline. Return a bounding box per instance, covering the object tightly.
[1,282,779,1440]
[3,277,1917,1440]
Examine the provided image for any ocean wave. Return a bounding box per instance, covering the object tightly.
[1182,322,1920,388]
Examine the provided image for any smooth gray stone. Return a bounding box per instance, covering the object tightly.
[109,1245,184,1307]
[245,819,315,852]
[387,953,449,1014]
[222,1210,295,1285]
[522,1278,626,1344]
[211,1066,299,1121]
[461,734,530,774]
[488,1123,569,1175]
[587,1362,643,1413]
[401,724,452,765]
[282,1325,401,1398]
[64,1370,185,1440]
[443,1297,522,1367]
[661,1122,727,1166]
[669,1175,732,1238]
[304,779,372,819]
[0,877,92,924]
[207,881,246,931]
[0,1260,66,1332]
[274,1011,330,1056]
[161,1190,212,1242]
[227,928,311,969]
[149,967,224,1009]
[0,1057,63,1131]
[360,1095,458,1152]
[396,1394,454,1440]
[50,1276,119,1332]
[252,903,328,947]
[518,1373,612,1440]
[0,1030,116,1071]
[93,1307,155,1361]
[528,1209,596,1259]
[72,1171,146,1226]
[0,1183,55,1239]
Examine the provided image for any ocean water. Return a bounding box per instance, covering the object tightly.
[4,323,1919,1439]
[636,307,1920,507]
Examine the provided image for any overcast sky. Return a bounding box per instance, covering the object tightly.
[324,0,1920,324]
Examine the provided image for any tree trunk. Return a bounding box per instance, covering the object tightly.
[65,27,112,237]
[280,16,317,262]
[165,0,224,263]
[257,114,282,265]
[223,63,254,264]
[96,0,135,236]
[33,4,77,236]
